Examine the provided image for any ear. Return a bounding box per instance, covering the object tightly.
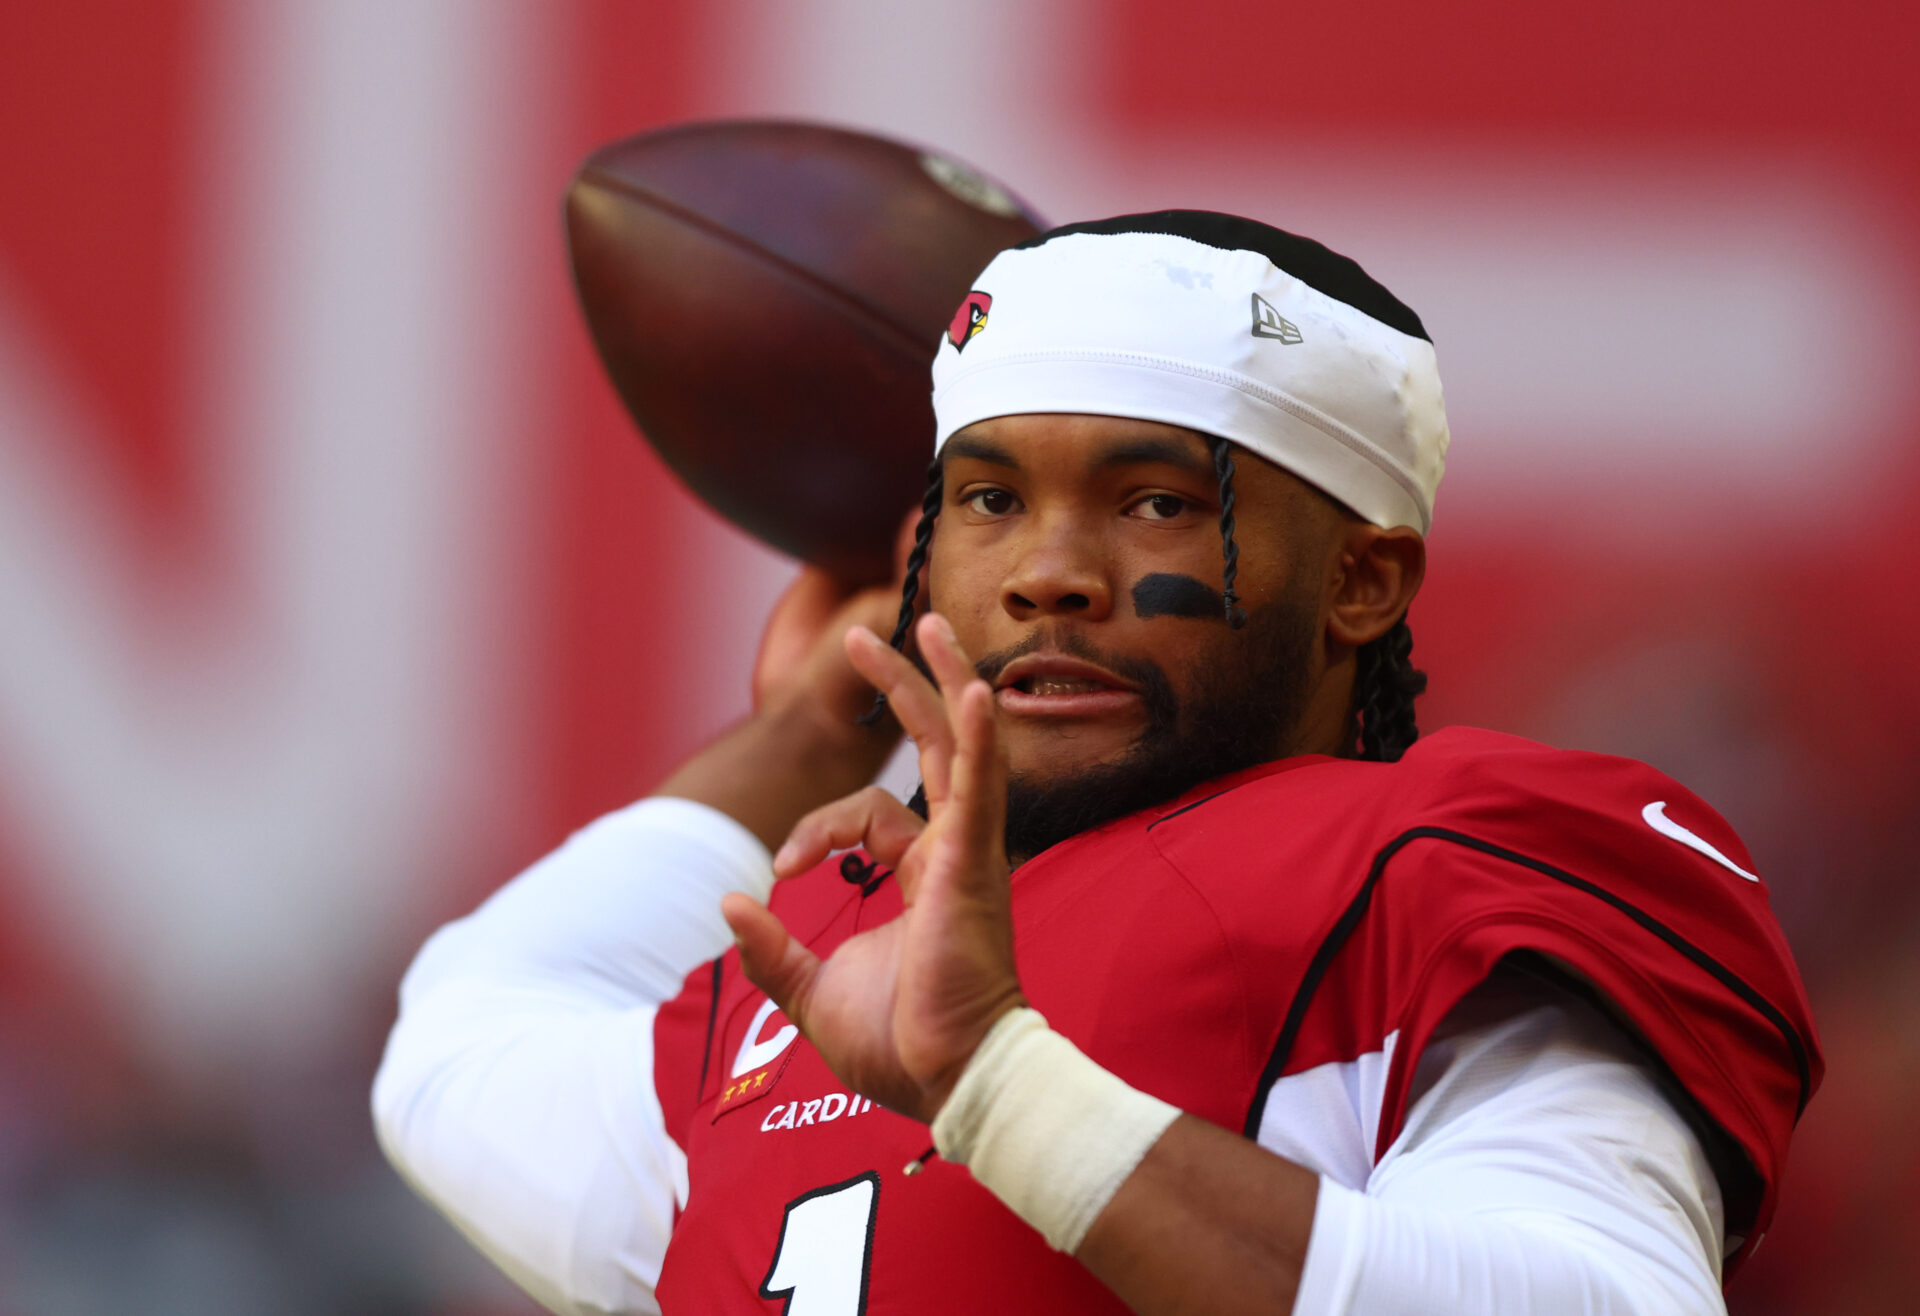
[1326,526,1425,648]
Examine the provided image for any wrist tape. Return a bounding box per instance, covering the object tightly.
[931,1007,1180,1253]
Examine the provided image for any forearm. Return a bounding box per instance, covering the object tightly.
[938,991,1724,1316]
[1077,1123,1692,1316]
[1076,1115,1319,1314]
[929,1009,1317,1310]
[656,691,897,852]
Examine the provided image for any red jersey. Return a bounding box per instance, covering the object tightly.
[650,727,1820,1312]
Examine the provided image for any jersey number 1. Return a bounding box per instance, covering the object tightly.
[760,1172,879,1315]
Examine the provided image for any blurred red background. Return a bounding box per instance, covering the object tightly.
[1,1,1913,1310]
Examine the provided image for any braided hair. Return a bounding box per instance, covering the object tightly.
[1210,439,1249,630]
[861,443,1427,761]
[857,457,944,727]
[1206,437,1427,763]
[1350,614,1426,762]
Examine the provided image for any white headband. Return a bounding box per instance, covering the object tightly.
[930,219,1449,533]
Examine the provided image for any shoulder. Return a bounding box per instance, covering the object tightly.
[1180,725,1761,888]
[1396,718,1795,885]
[1329,723,1728,832]
[1355,733,1818,1267]
[1315,728,1817,1110]
[1165,728,1820,1268]
[1147,725,1749,898]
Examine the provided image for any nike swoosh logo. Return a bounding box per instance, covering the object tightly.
[1642,801,1760,882]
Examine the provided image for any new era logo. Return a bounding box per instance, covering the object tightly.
[1251,293,1303,344]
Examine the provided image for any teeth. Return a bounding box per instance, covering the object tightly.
[1027,676,1102,695]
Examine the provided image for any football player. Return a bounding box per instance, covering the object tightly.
[374,213,1819,1314]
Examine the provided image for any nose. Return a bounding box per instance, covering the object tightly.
[1001,517,1114,622]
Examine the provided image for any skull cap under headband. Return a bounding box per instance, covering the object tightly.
[930,211,1449,533]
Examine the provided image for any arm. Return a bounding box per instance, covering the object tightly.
[372,568,905,1314]
[654,567,904,851]
[371,797,771,1315]
[1074,972,1726,1314]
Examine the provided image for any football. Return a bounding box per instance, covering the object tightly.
[566,120,1046,581]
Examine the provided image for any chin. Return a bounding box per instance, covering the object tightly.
[1002,721,1145,781]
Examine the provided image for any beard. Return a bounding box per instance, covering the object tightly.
[972,587,1319,865]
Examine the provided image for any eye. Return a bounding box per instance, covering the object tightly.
[961,487,1020,516]
[1130,493,1190,522]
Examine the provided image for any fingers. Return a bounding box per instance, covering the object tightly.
[774,786,926,878]
[845,612,995,812]
[914,615,1002,833]
[944,674,1010,878]
[752,565,909,724]
[914,611,979,702]
[901,613,1009,901]
[752,567,850,710]
[846,626,956,801]
[722,893,820,1028]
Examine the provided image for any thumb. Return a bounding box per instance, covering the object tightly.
[721,893,821,1029]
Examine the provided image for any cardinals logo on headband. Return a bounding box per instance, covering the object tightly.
[947,290,992,352]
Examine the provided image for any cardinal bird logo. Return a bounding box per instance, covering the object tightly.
[947,290,992,351]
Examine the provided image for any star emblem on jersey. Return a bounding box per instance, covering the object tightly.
[714,997,801,1122]
[948,290,992,351]
[716,1064,781,1117]
[1250,292,1303,344]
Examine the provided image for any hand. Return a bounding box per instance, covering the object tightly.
[721,612,1027,1124]
[652,515,920,850]
[750,566,899,725]
[751,510,924,723]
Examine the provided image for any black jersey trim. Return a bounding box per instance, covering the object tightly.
[1502,948,1766,1227]
[1239,830,1397,1137]
[1146,787,1236,830]
[1011,210,1429,343]
[1241,826,1813,1140]
[696,956,723,1105]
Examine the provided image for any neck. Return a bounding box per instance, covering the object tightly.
[1287,648,1359,760]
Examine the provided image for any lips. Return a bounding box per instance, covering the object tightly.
[992,652,1142,719]
[994,653,1136,696]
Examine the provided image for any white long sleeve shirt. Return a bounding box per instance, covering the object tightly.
[374,796,1728,1315]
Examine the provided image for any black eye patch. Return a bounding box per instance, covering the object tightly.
[1131,573,1224,621]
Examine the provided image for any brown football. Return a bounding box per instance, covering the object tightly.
[565,120,1046,581]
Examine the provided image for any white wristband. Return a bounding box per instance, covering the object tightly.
[931,1007,1181,1253]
